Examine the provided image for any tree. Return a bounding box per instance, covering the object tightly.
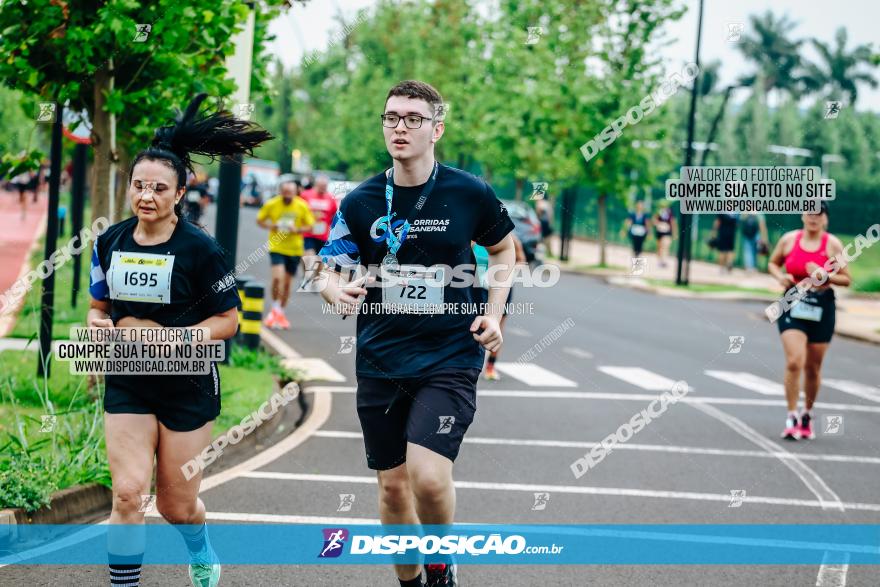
[801,27,878,105]
[737,11,805,101]
[0,0,291,223]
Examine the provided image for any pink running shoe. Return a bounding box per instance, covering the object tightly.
[264,308,280,329]
[799,412,816,440]
[781,415,800,441]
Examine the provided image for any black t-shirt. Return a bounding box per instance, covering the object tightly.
[89,216,240,391]
[320,164,515,378]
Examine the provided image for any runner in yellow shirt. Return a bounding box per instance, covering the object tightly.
[257,179,314,329]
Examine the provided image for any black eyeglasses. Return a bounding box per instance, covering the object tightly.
[380,113,435,129]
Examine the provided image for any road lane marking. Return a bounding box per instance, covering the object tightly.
[494,363,577,387]
[597,366,690,391]
[309,386,880,415]
[563,347,593,359]
[705,370,783,395]
[311,429,880,465]
[687,402,843,511]
[506,326,532,337]
[238,471,880,512]
[824,379,880,403]
[816,551,850,587]
[279,357,346,382]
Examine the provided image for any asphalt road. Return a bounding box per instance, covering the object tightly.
[3,204,879,586]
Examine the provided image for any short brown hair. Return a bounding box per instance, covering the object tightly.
[385,80,444,118]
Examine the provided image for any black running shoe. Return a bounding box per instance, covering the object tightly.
[424,563,456,586]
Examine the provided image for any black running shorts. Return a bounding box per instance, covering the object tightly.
[356,368,480,470]
[104,367,221,432]
[269,252,301,275]
[777,288,836,344]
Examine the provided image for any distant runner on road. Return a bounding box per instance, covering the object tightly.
[767,202,850,441]
[298,174,338,291]
[317,80,516,587]
[257,179,315,330]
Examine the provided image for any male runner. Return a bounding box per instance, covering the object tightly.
[257,179,314,329]
[298,174,338,291]
[318,80,516,587]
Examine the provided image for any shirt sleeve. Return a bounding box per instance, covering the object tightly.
[198,245,242,315]
[319,204,361,272]
[473,181,515,247]
[256,201,272,222]
[88,237,110,301]
[301,200,316,227]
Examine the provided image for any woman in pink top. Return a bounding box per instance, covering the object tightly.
[767,202,851,440]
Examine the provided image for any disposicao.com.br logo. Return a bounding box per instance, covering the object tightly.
[318,528,563,558]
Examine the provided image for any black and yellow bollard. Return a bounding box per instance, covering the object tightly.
[235,274,254,339]
[241,280,265,349]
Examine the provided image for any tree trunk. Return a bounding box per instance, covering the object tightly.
[114,147,131,222]
[514,177,524,201]
[90,67,113,224]
[598,192,607,267]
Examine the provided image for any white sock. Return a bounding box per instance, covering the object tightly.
[273,300,281,310]
[788,411,798,419]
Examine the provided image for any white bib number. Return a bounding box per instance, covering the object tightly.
[382,265,445,314]
[790,301,822,322]
[630,224,647,237]
[109,251,175,304]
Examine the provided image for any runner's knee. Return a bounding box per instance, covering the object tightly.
[408,466,451,502]
[377,469,412,509]
[112,478,150,517]
[155,495,199,524]
[785,354,805,373]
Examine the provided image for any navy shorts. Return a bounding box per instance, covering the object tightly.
[777,288,836,344]
[104,367,221,432]
[269,252,301,275]
[356,368,480,470]
[303,237,324,252]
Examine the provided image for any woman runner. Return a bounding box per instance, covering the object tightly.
[88,94,272,587]
[767,203,850,440]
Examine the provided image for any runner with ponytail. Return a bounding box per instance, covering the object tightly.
[87,94,272,587]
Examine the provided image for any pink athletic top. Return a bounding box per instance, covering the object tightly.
[785,230,829,280]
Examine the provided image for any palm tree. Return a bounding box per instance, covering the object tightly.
[737,11,805,100]
[801,27,878,105]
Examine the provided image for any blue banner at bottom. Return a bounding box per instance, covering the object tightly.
[1,524,878,565]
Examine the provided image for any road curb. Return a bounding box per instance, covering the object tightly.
[565,264,880,346]
[0,336,311,527]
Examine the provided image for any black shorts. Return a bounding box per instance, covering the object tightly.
[655,230,672,240]
[103,367,221,432]
[356,368,480,470]
[269,252,301,275]
[303,237,324,252]
[777,289,836,344]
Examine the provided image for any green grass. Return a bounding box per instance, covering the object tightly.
[645,279,776,297]
[837,233,880,294]
[574,263,626,272]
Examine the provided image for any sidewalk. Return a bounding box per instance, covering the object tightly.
[549,235,880,345]
[0,188,48,336]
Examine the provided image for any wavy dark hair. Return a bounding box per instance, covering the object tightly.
[129,94,274,218]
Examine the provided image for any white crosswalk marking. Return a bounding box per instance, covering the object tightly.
[494,363,577,387]
[705,370,783,395]
[597,366,688,391]
[824,379,880,403]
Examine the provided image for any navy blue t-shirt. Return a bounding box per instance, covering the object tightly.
[89,216,241,393]
[320,164,515,378]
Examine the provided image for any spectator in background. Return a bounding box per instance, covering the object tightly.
[740,211,769,272]
[298,174,338,291]
[621,200,650,258]
[652,201,677,268]
[712,213,739,273]
[535,197,554,255]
